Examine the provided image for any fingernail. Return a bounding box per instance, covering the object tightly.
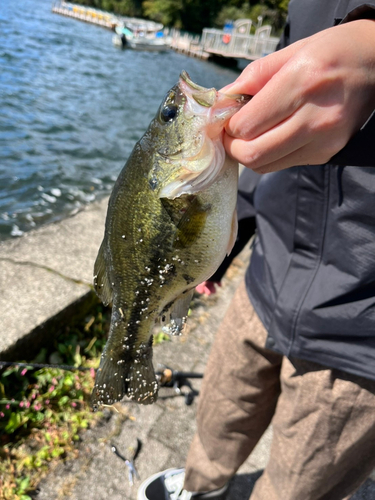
[220,82,235,93]
[220,77,243,93]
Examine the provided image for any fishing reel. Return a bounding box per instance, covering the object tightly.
[156,365,203,405]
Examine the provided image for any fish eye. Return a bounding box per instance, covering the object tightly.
[160,104,178,122]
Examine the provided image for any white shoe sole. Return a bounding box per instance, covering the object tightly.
[137,468,185,500]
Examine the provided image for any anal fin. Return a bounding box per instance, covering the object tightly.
[160,289,194,335]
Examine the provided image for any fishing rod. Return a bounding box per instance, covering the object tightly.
[0,360,91,372]
[0,361,203,405]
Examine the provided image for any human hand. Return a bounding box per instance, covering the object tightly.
[196,280,221,295]
[223,20,375,173]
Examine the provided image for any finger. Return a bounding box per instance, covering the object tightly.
[225,62,306,142]
[195,283,206,294]
[240,145,319,174]
[224,42,314,142]
[196,282,214,295]
[220,39,308,95]
[224,108,310,169]
[205,282,218,295]
[196,281,220,295]
[226,130,335,174]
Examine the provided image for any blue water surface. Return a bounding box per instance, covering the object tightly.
[0,0,239,239]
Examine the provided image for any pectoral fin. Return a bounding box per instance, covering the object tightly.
[175,198,211,248]
[161,196,211,249]
[93,240,112,306]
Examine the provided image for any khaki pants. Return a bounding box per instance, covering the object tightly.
[184,281,375,500]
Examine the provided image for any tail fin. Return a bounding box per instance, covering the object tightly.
[91,345,158,410]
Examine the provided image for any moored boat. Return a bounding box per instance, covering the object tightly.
[127,36,169,51]
[112,24,169,51]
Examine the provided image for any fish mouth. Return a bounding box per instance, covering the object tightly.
[169,71,252,149]
[180,70,251,110]
[179,70,217,108]
[180,70,211,93]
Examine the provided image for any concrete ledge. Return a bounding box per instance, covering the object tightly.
[0,197,109,360]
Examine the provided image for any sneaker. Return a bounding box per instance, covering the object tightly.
[137,468,229,500]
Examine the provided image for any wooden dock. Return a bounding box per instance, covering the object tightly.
[52,2,117,30]
[52,2,164,33]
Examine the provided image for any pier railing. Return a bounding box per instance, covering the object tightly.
[201,25,279,60]
[169,30,209,58]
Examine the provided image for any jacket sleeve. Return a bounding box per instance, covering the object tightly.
[330,114,375,166]
[330,4,375,167]
[209,217,256,282]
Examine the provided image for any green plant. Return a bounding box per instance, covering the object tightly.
[0,304,111,499]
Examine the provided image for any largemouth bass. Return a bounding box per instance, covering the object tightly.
[91,71,249,410]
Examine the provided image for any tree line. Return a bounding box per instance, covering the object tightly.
[74,0,290,34]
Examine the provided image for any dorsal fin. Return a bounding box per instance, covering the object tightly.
[93,240,113,306]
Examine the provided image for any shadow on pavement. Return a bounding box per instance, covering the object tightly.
[227,473,375,500]
[227,471,263,499]
[350,479,375,500]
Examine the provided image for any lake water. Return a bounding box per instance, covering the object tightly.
[0,0,240,240]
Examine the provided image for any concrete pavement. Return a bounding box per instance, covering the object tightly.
[0,198,108,361]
